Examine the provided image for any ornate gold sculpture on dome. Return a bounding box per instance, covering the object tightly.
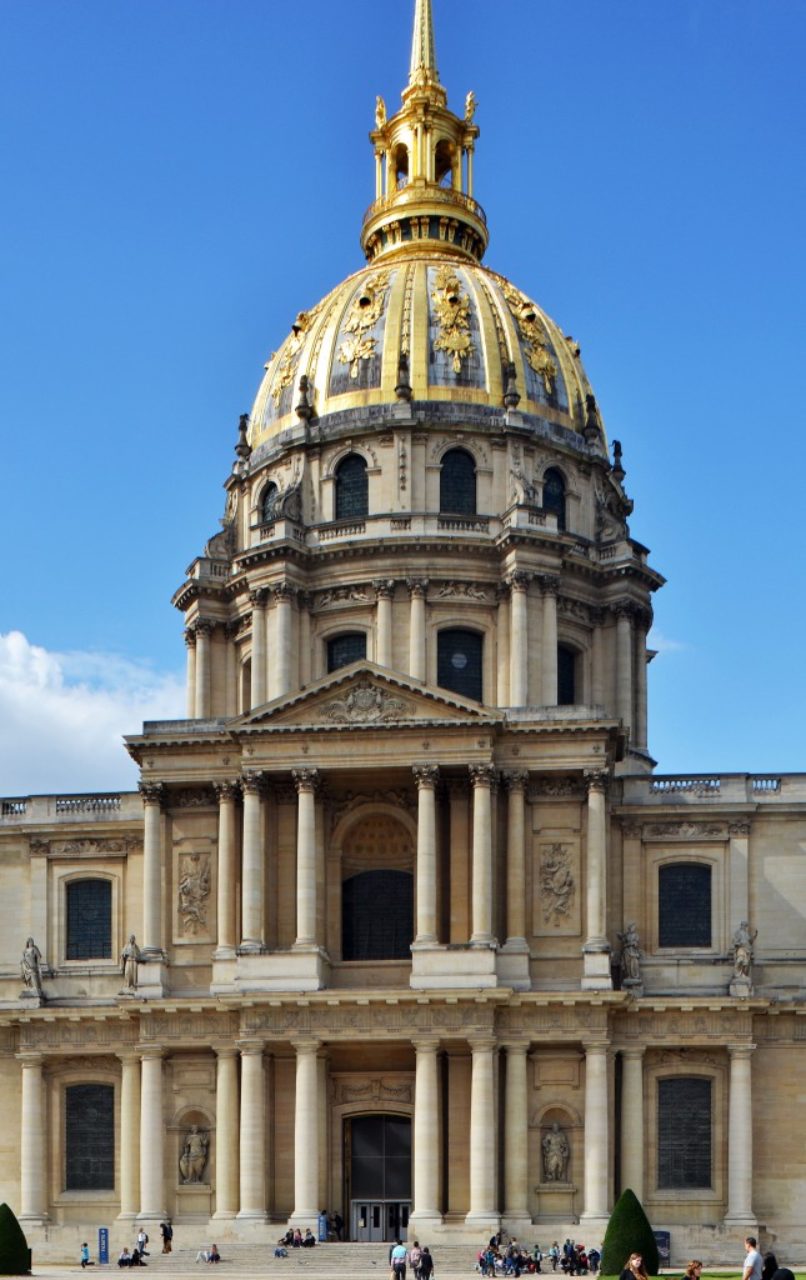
[431,265,473,371]
[337,270,391,378]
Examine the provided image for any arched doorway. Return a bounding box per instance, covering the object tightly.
[347,1114,411,1241]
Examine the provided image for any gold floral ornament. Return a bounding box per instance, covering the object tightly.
[337,271,390,379]
[502,282,557,394]
[431,265,474,373]
[271,310,314,405]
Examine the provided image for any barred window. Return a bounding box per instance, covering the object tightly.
[65,1083,115,1190]
[437,628,483,701]
[440,448,476,515]
[261,482,279,522]
[66,880,112,960]
[327,632,367,673]
[335,454,368,519]
[658,863,711,947]
[658,1077,712,1189]
[558,644,577,705]
[342,870,413,960]
[543,468,566,531]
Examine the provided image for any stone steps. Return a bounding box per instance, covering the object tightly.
[138,1243,477,1275]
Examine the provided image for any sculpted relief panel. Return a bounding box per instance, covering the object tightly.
[532,838,581,937]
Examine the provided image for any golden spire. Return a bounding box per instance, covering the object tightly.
[360,0,487,265]
[409,0,439,86]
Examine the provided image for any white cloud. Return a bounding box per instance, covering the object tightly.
[0,631,185,797]
[648,629,689,656]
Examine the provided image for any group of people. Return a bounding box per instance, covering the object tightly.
[619,1238,797,1280]
[116,1230,153,1268]
[389,1239,434,1278]
[477,1237,599,1278]
[275,1227,317,1255]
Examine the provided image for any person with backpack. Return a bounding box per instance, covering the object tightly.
[409,1241,423,1279]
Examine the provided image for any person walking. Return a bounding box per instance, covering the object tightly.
[743,1237,763,1280]
[619,1253,648,1280]
[136,1230,149,1257]
[80,1243,93,1268]
[419,1247,434,1278]
[390,1238,408,1279]
[160,1223,173,1254]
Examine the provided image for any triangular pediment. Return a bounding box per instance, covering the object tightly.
[230,662,497,732]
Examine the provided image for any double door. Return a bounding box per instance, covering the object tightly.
[351,1200,410,1243]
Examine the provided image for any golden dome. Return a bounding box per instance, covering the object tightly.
[248,257,595,447]
[248,0,600,449]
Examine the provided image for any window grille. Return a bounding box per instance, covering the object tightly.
[543,468,566,531]
[342,870,413,961]
[658,1077,712,1189]
[327,633,367,673]
[335,454,368,519]
[66,880,112,960]
[558,644,577,705]
[439,449,476,514]
[437,628,483,701]
[261,482,279,522]
[65,1083,115,1190]
[658,863,712,947]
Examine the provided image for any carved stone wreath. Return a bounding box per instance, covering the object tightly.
[321,679,409,724]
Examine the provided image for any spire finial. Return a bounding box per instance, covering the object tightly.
[409,0,439,85]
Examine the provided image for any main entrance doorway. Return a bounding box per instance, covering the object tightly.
[347,1114,411,1242]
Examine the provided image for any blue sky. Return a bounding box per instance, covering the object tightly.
[1,0,804,794]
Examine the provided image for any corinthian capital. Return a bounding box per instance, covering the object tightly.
[292,768,321,795]
[412,764,439,789]
[138,781,165,807]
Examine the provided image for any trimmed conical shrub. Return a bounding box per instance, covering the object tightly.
[600,1187,659,1276]
[0,1204,31,1275]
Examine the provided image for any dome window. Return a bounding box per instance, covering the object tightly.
[261,481,279,523]
[327,632,367,673]
[543,467,567,531]
[437,628,483,701]
[393,144,409,190]
[435,139,454,189]
[335,453,368,520]
[439,447,476,515]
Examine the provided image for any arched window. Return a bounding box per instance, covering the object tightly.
[65,1083,115,1190]
[439,448,476,515]
[543,468,566,531]
[335,453,368,520]
[658,863,712,947]
[658,1077,712,1189]
[435,139,454,188]
[342,869,413,960]
[557,644,578,705]
[437,628,483,701]
[241,659,252,712]
[394,144,409,189]
[260,481,279,523]
[327,632,367,673]
[66,879,112,960]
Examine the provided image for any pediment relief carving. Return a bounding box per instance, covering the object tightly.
[321,679,409,724]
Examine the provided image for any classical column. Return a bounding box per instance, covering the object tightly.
[725,1044,756,1224]
[214,782,239,957]
[408,578,428,682]
[540,577,559,705]
[118,1052,141,1220]
[249,590,267,709]
[509,572,530,706]
[298,593,312,687]
[139,782,164,958]
[581,1043,609,1223]
[240,772,265,952]
[448,778,470,943]
[291,1040,321,1224]
[237,1041,266,1219]
[503,1042,530,1223]
[195,620,213,718]
[374,579,394,668]
[274,583,294,698]
[413,765,439,945]
[590,609,605,709]
[225,621,238,717]
[615,604,633,734]
[469,765,496,946]
[184,629,197,718]
[585,772,608,947]
[503,771,528,949]
[620,1048,645,1199]
[496,583,510,706]
[214,1046,240,1219]
[633,609,650,750]
[293,769,320,948]
[465,1038,498,1226]
[411,1038,442,1228]
[18,1053,48,1222]
[139,1048,166,1219]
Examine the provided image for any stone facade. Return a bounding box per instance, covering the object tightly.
[1,0,805,1265]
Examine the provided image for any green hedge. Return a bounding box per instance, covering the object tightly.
[600,1187,659,1276]
[0,1204,30,1275]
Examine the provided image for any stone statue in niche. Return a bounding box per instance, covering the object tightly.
[20,937,45,1000]
[120,934,141,993]
[179,1125,209,1184]
[729,920,757,995]
[618,922,643,993]
[542,1122,570,1182]
[178,853,211,935]
[539,844,575,924]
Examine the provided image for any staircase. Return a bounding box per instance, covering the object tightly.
[139,1242,477,1276]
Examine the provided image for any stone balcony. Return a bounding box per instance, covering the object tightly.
[0,791,141,825]
[619,772,806,805]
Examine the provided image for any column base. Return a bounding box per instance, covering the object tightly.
[211,1209,238,1220]
[501,1213,533,1237]
[237,941,267,955]
[497,941,531,990]
[287,1212,320,1230]
[18,1214,49,1226]
[133,960,170,999]
[236,947,330,992]
[115,1212,138,1223]
[723,1214,758,1228]
[136,1211,168,1222]
[411,943,498,990]
[579,1211,609,1233]
[465,1210,501,1231]
[408,1210,443,1233]
[581,947,613,991]
[236,1210,267,1222]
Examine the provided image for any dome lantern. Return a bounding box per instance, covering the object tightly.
[361,0,487,265]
